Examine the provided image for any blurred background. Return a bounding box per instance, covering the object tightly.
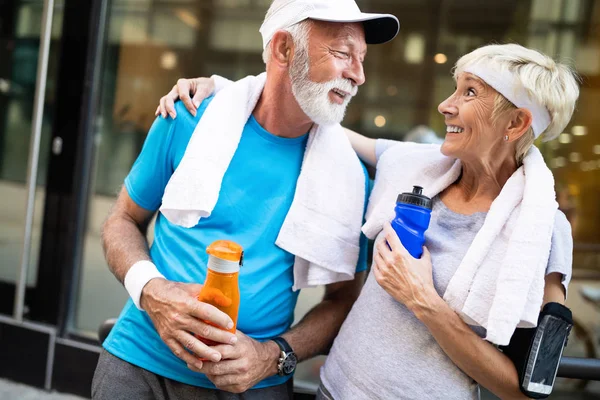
[0,0,600,398]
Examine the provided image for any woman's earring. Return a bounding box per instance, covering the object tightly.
[504,135,509,142]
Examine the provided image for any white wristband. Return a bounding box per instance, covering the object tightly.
[124,260,165,310]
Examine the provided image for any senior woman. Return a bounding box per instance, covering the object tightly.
[317,43,579,400]
[155,43,580,399]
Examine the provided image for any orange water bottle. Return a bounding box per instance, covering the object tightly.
[196,240,243,348]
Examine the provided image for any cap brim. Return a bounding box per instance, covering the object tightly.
[308,12,400,45]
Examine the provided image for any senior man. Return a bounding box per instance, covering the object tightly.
[92,1,399,399]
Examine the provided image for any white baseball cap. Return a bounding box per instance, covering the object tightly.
[259,0,400,49]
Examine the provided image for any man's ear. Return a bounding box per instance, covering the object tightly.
[270,30,293,66]
[505,108,533,142]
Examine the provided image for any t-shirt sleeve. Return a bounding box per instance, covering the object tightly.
[375,138,402,161]
[124,99,214,211]
[355,162,371,273]
[124,114,179,211]
[546,210,573,298]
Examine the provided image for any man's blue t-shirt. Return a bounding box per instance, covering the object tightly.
[103,99,369,389]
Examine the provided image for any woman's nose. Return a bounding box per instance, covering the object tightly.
[438,95,458,117]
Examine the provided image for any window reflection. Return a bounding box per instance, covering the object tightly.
[0,1,63,288]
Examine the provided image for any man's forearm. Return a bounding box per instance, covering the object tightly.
[282,297,353,361]
[415,295,529,399]
[281,273,365,362]
[101,212,152,284]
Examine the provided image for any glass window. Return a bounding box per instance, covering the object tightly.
[0,0,63,298]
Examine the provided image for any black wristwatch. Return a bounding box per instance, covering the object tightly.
[271,337,297,376]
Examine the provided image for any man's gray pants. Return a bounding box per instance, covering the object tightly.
[92,350,293,400]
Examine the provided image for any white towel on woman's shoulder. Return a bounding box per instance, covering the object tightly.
[363,142,557,346]
[160,72,366,291]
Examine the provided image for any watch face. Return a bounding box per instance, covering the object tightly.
[282,352,298,375]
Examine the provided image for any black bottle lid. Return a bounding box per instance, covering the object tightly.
[396,186,433,210]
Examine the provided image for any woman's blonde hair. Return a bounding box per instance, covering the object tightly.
[453,43,580,164]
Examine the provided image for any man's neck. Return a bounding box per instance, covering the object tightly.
[252,77,313,138]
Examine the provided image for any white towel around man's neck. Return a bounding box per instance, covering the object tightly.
[160,72,366,291]
[363,142,557,346]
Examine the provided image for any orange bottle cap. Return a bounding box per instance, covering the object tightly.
[207,240,244,264]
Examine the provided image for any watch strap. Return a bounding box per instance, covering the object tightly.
[271,336,293,354]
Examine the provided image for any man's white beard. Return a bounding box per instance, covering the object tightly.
[289,46,357,126]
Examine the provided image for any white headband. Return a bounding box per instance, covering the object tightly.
[463,61,551,138]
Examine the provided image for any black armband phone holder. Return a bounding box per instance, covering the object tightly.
[499,302,573,399]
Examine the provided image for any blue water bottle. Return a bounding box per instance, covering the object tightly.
[390,186,433,258]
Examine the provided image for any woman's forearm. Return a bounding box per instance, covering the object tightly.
[343,127,377,167]
[414,295,529,399]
